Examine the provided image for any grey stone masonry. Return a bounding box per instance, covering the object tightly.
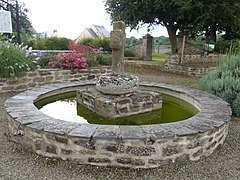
[76,87,162,119]
[142,34,153,61]
[0,67,111,93]
[4,81,232,168]
[110,21,126,75]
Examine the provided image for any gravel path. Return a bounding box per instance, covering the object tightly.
[0,72,240,180]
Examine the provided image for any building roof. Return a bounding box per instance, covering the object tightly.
[76,25,110,41]
[86,28,98,38]
[92,25,110,38]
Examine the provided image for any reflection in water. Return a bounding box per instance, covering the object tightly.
[40,100,88,124]
[35,92,198,125]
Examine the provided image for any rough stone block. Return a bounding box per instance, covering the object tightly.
[162,145,183,157]
[116,157,145,166]
[104,143,124,153]
[46,145,57,154]
[73,139,96,150]
[88,157,110,163]
[126,146,156,156]
[46,134,68,144]
[148,159,172,165]
[61,149,72,155]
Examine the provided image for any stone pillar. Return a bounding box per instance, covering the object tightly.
[110,21,126,75]
[142,34,153,61]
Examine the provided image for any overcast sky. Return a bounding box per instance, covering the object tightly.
[21,0,168,40]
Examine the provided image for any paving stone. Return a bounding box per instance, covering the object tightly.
[68,124,98,138]
[9,109,43,119]
[92,125,120,140]
[181,118,214,133]
[26,119,63,131]
[44,121,80,135]
[161,123,198,136]
[141,125,175,140]
[15,114,50,125]
[119,126,145,140]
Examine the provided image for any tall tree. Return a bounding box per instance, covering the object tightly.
[179,0,240,43]
[0,0,35,43]
[105,0,196,52]
[105,0,240,51]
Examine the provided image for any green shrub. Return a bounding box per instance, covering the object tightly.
[85,53,98,67]
[215,39,240,54]
[79,37,111,52]
[92,38,111,51]
[37,55,52,68]
[0,40,36,78]
[198,54,240,116]
[33,37,72,50]
[79,38,95,47]
[232,95,240,116]
[152,53,166,59]
[97,54,112,66]
[124,48,136,57]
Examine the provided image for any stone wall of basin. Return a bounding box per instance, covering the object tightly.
[4,82,232,168]
[0,67,111,93]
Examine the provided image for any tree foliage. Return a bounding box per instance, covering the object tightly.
[105,0,240,52]
[185,0,240,43]
[0,0,35,43]
[126,36,143,47]
[79,37,111,51]
[33,37,72,50]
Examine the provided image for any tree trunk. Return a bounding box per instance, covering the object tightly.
[205,27,211,44]
[166,25,178,53]
[210,28,217,43]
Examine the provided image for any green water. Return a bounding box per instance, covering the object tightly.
[35,92,198,125]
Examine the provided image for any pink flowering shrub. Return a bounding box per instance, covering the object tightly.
[48,43,95,69]
[68,43,95,54]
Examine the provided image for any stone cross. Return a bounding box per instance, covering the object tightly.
[110,21,126,75]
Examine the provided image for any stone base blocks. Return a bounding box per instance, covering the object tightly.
[76,87,162,119]
[4,81,232,168]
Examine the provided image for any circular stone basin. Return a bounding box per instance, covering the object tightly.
[35,92,198,125]
[4,81,232,168]
[96,74,139,95]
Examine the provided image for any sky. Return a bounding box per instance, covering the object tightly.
[21,0,168,40]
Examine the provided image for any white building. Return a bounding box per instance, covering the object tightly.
[76,25,110,41]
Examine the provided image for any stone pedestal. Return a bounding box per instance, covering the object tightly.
[76,21,162,119]
[76,88,162,119]
[143,34,153,61]
[96,74,139,95]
